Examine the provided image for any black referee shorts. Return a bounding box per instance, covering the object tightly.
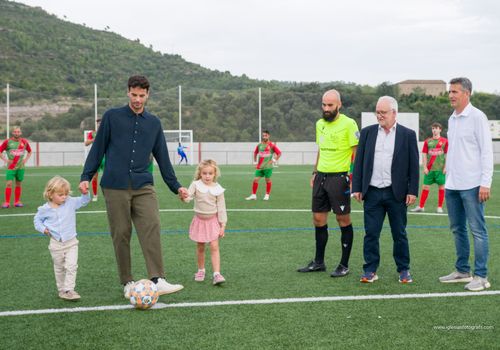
[312,172,351,215]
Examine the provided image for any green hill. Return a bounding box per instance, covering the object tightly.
[0,0,498,142]
[0,0,276,97]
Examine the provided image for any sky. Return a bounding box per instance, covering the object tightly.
[15,0,500,93]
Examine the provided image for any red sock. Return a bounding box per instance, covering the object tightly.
[252,182,258,195]
[438,188,445,208]
[92,177,98,196]
[14,186,21,203]
[266,182,272,194]
[4,187,11,204]
[419,189,429,208]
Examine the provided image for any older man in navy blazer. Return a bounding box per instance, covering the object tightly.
[352,96,419,284]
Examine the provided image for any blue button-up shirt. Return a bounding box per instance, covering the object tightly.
[81,105,181,193]
[34,194,91,242]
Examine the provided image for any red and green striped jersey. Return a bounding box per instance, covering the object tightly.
[87,130,96,141]
[254,142,281,170]
[0,137,32,170]
[422,136,447,171]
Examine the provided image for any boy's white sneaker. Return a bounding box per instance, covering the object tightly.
[437,207,444,213]
[263,194,270,201]
[410,206,424,212]
[245,194,257,200]
[92,196,98,202]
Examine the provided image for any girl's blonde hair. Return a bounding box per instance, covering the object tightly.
[194,159,221,181]
[43,176,71,201]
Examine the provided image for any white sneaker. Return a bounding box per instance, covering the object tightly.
[156,278,184,295]
[263,194,270,201]
[410,207,424,212]
[437,207,444,213]
[92,196,98,202]
[464,276,491,291]
[59,290,81,301]
[245,194,257,200]
[439,271,473,283]
[123,281,135,299]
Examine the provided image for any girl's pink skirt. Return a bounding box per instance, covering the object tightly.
[189,214,220,243]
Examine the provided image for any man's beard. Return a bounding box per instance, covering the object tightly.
[323,108,339,122]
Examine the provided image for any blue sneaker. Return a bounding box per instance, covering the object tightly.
[399,270,413,284]
[360,272,378,283]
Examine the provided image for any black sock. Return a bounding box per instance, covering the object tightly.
[314,225,328,264]
[340,224,354,267]
[151,277,159,284]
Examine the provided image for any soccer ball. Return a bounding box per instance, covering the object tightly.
[129,279,159,310]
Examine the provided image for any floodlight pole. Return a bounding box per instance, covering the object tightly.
[6,83,10,138]
[258,87,262,142]
[94,84,98,129]
[178,85,182,143]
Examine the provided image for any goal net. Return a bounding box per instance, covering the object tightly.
[164,130,194,165]
[82,129,194,166]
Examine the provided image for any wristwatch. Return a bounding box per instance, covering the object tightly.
[312,170,318,175]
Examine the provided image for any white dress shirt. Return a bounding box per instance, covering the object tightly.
[370,123,397,188]
[446,103,493,190]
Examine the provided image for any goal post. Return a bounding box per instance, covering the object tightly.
[164,130,194,165]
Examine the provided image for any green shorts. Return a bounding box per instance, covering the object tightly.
[6,169,25,182]
[98,158,105,172]
[255,168,273,178]
[423,170,445,186]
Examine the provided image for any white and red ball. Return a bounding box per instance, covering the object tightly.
[129,279,159,310]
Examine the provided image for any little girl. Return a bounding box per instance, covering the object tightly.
[184,159,227,285]
[34,176,90,300]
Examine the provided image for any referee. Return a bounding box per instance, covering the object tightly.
[297,89,359,277]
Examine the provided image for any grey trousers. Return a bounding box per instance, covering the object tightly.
[102,185,165,284]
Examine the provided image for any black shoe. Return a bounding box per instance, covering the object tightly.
[297,260,326,273]
[331,264,349,277]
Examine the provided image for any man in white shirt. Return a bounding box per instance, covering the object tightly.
[439,77,493,291]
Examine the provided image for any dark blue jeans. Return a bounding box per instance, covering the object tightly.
[363,186,410,273]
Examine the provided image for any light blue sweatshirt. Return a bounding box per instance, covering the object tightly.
[34,193,90,242]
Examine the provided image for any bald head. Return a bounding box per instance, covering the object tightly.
[322,89,341,103]
[322,89,342,122]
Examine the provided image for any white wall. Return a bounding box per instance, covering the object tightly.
[24,141,500,166]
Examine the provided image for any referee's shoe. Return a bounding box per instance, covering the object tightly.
[297,260,326,272]
[330,264,349,277]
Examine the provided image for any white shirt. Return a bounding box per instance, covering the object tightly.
[446,103,493,190]
[370,123,397,188]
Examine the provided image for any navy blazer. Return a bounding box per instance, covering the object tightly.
[352,123,419,202]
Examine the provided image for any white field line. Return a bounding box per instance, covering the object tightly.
[1,290,499,317]
[1,208,500,220]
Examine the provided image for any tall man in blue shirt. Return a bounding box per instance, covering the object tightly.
[80,75,188,298]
